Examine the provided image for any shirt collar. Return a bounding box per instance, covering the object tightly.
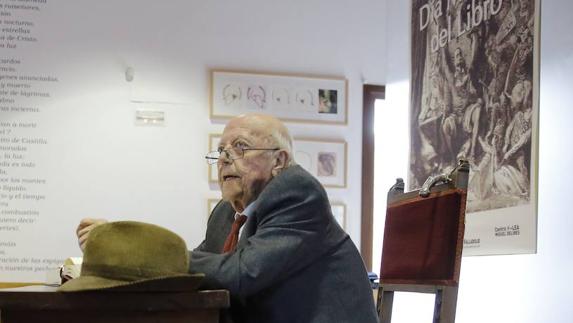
[236,199,258,219]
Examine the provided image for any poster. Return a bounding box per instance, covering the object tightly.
[409,0,539,255]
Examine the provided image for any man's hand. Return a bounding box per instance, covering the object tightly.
[77,218,108,252]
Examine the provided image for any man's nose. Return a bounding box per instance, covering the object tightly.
[219,150,233,164]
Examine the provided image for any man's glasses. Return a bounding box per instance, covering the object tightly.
[205,146,279,164]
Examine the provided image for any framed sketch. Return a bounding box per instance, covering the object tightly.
[210,69,347,124]
[331,203,346,230]
[208,134,222,183]
[293,138,347,188]
[207,134,346,188]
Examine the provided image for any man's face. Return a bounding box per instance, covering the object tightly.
[217,119,275,212]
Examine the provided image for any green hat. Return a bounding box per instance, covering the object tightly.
[58,221,203,292]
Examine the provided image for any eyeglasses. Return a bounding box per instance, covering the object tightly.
[205,146,279,164]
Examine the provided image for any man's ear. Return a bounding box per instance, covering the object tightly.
[271,150,289,177]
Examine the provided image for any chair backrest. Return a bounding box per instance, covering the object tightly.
[380,188,466,286]
[380,160,469,286]
[377,160,469,323]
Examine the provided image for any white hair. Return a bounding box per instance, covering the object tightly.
[269,126,296,167]
[236,113,297,167]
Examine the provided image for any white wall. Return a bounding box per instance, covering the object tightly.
[384,0,573,322]
[0,0,387,282]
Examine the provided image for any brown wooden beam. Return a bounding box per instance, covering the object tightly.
[361,84,385,271]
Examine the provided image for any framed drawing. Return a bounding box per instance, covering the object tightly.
[331,202,346,230]
[208,134,222,183]
[208,134,346,188]
[293,138,347,188]
[210,69,348,124]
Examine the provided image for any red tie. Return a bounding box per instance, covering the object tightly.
[222,214,248,253]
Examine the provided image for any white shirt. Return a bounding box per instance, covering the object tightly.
[236,199,258,238]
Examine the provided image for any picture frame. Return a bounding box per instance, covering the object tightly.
[208,134,347,188]
[208,133,222,183]
[293,138,347,188]
[330,202,346,230]
[210,69,348,124]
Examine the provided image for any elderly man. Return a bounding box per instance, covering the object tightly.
[77,114,377,323]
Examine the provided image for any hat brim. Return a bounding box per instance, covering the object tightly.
[57,273,205,292]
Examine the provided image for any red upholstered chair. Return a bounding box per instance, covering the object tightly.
[376,160,469,323]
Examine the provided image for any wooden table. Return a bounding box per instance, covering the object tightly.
[0,285,229,323]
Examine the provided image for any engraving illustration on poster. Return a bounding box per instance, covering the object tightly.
[409,0,539,255]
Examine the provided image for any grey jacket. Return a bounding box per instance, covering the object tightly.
[190,165,378,323]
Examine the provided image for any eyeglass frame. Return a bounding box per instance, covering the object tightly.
[205,146,280,164]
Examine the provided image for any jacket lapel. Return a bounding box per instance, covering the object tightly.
[237,210,257,248]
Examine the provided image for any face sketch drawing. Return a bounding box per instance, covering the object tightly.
[317,152,336,177]
[222,84,242,105]
[272,88,290,105]
[247,85,267,109]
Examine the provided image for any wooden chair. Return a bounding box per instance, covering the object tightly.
[376,160,469,323]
